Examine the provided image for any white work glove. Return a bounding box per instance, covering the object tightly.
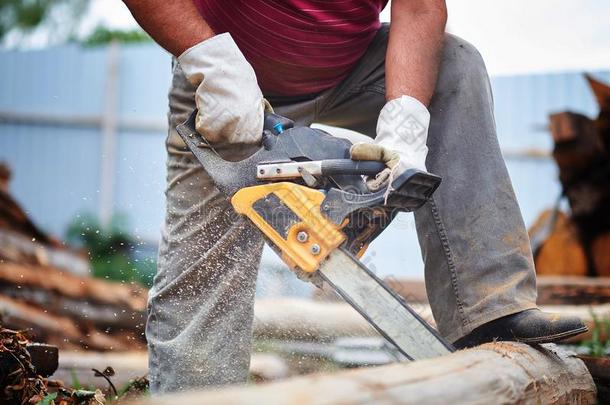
[178,33,267,146]
[350,95,430,191]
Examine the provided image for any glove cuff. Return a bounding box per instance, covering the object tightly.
[178,33,249,86]
[376,95,431,172]
[377,95,430,138]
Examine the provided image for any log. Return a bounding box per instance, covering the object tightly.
[537,276,610,305]
[578,355,610,400]
[0,186,53,247]
[0,295,144,351]
[253,298,609,344]
[0,262,147,311]
[53,351,288,388]
[586,74,610,152]
[128,342,596,405]
[543,77,610,277]
[0,286,146,330]
[530,209,588,276]
[253,298,379,341]
[0,229,90,276]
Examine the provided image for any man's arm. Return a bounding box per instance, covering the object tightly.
[386,0,447,105]
[122,0,214,57]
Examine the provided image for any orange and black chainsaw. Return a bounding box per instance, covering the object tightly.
[177,111,454,360]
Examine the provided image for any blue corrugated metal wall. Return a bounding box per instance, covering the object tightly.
[0,44,171,239]
[0,43,608,278]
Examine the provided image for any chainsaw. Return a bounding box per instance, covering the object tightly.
[177,111,454,360]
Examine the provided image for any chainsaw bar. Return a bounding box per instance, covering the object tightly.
[319,249,453,360]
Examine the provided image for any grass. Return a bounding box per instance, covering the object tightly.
[581,308,610,357]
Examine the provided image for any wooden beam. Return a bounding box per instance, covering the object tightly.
[128,342,595,405]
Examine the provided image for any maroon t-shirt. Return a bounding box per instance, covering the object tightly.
[194,0,387,96]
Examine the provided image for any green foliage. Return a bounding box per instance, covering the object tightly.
[66,213,156,288]
[0,0,149,46]
[82,25,151,46]
[581,309,610,357]
[0,0,87,42]
[70,369,82,390]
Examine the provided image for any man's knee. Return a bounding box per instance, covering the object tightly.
[437,34,489,90]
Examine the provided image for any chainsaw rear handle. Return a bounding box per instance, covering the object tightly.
[177,109,386,179]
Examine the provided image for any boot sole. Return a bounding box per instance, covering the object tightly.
[515,326,589,344]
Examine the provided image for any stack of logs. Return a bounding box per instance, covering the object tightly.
[531,74,610,276]
[0,162,147,351]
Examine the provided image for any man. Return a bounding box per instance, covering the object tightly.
[123,0,587,393]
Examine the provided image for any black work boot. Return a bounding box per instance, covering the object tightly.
[453,309,588,349]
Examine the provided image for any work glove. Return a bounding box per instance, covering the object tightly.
[350,95,430,192]
[178,33,268,146]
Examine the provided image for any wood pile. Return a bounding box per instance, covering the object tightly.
[0,162,147,351]
[530,74,610,276]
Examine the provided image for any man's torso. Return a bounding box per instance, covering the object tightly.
[193,0,387,96]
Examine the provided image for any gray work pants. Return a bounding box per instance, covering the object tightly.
[147,25,537,393]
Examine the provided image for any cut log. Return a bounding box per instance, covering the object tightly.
[128,342,596,405]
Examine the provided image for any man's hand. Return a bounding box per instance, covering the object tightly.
[179,34,267,145]
[350,95,430,191]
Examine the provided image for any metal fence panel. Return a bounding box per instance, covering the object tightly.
[0,42,608,278]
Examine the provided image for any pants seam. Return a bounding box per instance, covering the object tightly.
[428,198,468,328]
